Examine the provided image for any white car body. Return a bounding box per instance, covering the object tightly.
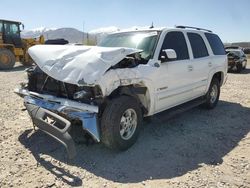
[15,26,228,157]
[28,27,228,116]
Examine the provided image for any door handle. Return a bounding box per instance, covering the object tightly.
[208,62,212,67]
[188,65,193,71]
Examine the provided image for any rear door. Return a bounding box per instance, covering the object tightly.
[186,32,211,97]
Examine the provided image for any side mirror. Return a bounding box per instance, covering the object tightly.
[160,49,177,62]
[21,24,25,30]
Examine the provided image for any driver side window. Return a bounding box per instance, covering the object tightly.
[159,31,189,62]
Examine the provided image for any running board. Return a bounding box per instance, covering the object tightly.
[154,97,206,121]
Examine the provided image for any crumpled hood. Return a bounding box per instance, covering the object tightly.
[28,45,141,85]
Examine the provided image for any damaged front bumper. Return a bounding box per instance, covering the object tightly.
[15,88,100,159]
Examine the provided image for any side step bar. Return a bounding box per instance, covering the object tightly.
[154,97,206,121]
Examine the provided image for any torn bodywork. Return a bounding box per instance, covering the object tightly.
[15,43,156,158]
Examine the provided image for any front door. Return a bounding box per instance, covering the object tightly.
[154,31,194,113]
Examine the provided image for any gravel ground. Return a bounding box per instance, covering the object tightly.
[0,61,249,188]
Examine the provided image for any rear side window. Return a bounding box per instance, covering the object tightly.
[188,33,208,58]
[160,31,189,61]
[205,33,225,55]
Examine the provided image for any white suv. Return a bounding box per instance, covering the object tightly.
[15,26,228,158]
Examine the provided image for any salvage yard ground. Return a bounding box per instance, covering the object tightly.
[0,60,250,188]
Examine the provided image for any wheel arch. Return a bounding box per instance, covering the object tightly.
[206,71,224,93]
[213,71,224,86]
[108,85,150,115]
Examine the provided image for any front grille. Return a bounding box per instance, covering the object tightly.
[27,66,79,99]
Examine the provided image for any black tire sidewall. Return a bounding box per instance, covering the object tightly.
[101,96,142,150]
[236,63,242,73]
[205,78,220,109]
[243,61,247,69]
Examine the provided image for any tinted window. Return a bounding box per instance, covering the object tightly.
[0,21,2,32]
[205,33,225,55]
[4,23,19,35]
[160,31,189,61]
[188,33,208,58]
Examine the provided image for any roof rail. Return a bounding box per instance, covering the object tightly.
[175,25,212,33]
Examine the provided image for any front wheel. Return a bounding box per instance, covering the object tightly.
[101,96,142,150]
[202,78,220,109]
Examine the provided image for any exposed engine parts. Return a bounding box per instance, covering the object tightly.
[111,53,148,69]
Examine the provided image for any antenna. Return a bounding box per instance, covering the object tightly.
[149,22,154,29]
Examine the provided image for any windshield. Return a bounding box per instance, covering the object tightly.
[4,22,20,36]
[98,31,159,60]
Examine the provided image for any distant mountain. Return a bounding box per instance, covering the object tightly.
[24,26,250,49]
[231,42,250,48]
[21,26,122,44]
[21,27,88,43]
[224,42,250,48]
[21,27,57,38]
[89,26,119,34]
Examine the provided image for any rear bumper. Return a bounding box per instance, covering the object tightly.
[15,88,100,159]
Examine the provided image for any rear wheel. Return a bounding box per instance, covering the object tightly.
[202,78,220,109]
[101,96,142,150]
[243,61,247,70]
[0,49,15,69]
[236,63,243,73]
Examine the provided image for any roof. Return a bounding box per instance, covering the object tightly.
[0,19,22,24]
[112,27,165,34]
[112,25,213,34]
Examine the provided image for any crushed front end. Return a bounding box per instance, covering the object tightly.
[15,66,102,159]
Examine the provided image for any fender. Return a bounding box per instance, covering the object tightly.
[206,66,226,93]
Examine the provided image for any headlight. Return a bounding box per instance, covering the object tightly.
[73,90,90,99]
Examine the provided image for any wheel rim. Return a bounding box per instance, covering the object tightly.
[120,108,137,140]
[0,53,10,65]
[210,84,218,103]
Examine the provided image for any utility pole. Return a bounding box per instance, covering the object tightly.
[82,21,85,44]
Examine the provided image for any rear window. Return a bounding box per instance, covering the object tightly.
[205,33,225,55]
[188,33,209,58]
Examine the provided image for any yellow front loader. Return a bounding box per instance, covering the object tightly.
[0,19,44,69]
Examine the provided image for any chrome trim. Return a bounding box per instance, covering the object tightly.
[14,88,98,113]
[15,88,100,142]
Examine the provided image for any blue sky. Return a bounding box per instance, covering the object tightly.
[1,0,249,42]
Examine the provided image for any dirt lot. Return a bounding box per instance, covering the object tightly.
[0,61,249,188]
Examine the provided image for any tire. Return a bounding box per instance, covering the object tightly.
[202,78,220,109]
[243,61,247,70]
[21,60,34,66]
[236,63,243,73]
[101,95,142,150]
[21,53,34,66]
[0,49,15,69]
